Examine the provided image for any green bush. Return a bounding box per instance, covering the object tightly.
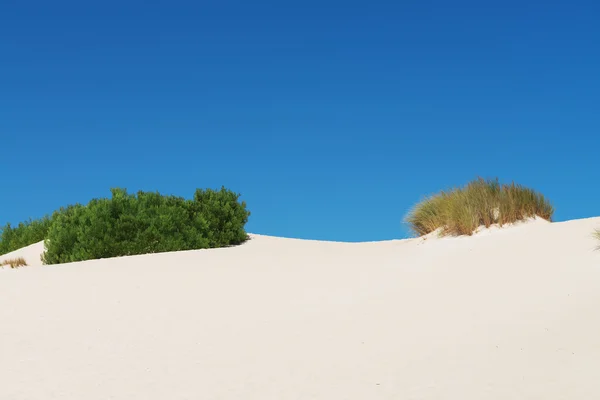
[0,216,53,256]
[41,187,250,265]
[405,177,554,237]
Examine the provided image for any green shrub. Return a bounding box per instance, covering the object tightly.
[41,187,250,265]
[405,177,554,237]
[0,216,53,256]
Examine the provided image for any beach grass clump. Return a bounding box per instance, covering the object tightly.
[1,257,28,268]
[405,177,554,237]
[594,229,600,249]
[41,187,250,265]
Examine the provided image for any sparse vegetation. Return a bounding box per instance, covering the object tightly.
[594,229,600,249]
[405,177,554,237]
[0,216,53,256]
[0,187,250,265]
[1,257,28,268]
[41,187,250,265]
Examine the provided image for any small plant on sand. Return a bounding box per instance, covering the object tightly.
[405,177,554,237]
[1,257,28,268]
[0,186,250,265]
[594,229,600,250]
[41,187,250,265]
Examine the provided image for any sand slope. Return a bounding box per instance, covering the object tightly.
[1,217,600,399]
[0,240,45,267]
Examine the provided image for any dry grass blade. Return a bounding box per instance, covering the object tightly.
[1,257,28,268]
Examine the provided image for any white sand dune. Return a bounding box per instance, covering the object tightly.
[0,240,46,267]
[1,217,600,399]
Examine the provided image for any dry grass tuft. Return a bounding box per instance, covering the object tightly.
[594,229,600,250]
[0,257,28,268]
[405,177,554,237]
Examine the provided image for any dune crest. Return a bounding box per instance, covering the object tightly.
[419,215,551,241]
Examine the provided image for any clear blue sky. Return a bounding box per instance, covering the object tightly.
[1,0,599,241]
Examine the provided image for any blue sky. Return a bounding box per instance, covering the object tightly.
[1,0,599,241]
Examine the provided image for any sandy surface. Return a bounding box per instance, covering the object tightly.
[1,217,600,399]
[0,240,45,267]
